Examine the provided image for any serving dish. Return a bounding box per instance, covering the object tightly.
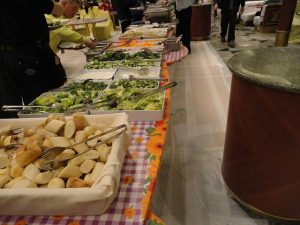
[113,67,161,79]
[72,69,117,80]
[90,88,166,121]
[0,113,130,215]
[120,27,169,39]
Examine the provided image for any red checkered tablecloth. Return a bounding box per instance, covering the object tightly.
[163,45,189,65]
[0,122,156,225]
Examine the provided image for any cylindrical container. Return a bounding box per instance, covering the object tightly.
[191,3,212,40]
[223,47,300,222]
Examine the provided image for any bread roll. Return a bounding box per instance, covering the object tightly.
[72,113,87,131]
[96,144,112,163]
[84,150,99,160]
[69,154,86,166]
[84,173,93,184]
[73,143,89,154]
[35,171,54,185]
[25,134,44,147]
[0,168,8,176]
[0,157,10,169]
[12,177,37,188]
[75,130,88,143]
[87,135,98,147]
[4,176,24,188]
[26,129,36,137]
[0,175,11,188]
[91,162,104,182]
[41,139,52,150]
[66,177,91,188]
[3,135,12,146]
[64,120,76,139]
[16,140,43,167]
[36,128,57,138]
[84,126,97,136]
[58,164,82,178]
[44,114,66,126]
[23,163,40,181]
[49,137,70,147]
[10,159,24,178]
[55,149,75,161]
[48,177,65,188]
[80,159,96,174]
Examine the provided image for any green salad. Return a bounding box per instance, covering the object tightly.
[26,81,108,113]
[84,50,159,70]
[84,60,122,70]
[85,58,156,70]
[65,81,108,92]
[126,49,161,60]
[91,50,160,61]
[97,88,163,111]
[110,80,158,89]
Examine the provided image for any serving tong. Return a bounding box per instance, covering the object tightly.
[1,105,57,113]
[0,128,23,137]
[39,124,127,170]
[0,128,23,149]
[65,81,177,115]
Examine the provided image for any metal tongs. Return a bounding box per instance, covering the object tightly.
[0,128,23,149]
[1,105,56,113]
[176,34,183,43]
[65,82,177,115]
[0,128,23,137]
[39,124,127,170]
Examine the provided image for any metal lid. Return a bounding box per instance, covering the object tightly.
[228,47,300,93]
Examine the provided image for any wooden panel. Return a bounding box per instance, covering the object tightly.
[191,4,212,40]
[223,75,300,220]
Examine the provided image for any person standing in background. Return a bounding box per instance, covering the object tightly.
[0,0,66,118]
[175,0,194,54]
[46,0,96,53]
[111,0,137,32]
[214,0,245,48]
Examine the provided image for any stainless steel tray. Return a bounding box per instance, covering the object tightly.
[113,67,161,79]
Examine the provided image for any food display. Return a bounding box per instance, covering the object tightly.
[114,67,161,79]
[0,113,129,215]
[0,114,120,189]
[111,39,165,48]
[109,79,159,89]
[87,50,161,62]
[120,27,169,39]
[96,88,163,111]
[25,81,108,113]
[84,60,122,70]
[71,69,117,80]
[84,58,156,70]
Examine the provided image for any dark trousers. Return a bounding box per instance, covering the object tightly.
[0,43,66,118]
[220,9,238,41]
[121,20,131,33]
[176,6,192,53]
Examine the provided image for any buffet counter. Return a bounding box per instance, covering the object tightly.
[0,26,191,224]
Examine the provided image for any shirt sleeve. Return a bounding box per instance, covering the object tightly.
[52,26,88,44]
